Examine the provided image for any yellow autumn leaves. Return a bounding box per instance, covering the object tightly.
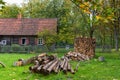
[96,13,114,23]
[79,2,91,14]
[79,1,114,23]
[96,15,101,20]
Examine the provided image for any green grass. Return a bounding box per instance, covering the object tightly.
[0,51,120,80]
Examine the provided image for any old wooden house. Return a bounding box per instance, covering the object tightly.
[0,16,57,46]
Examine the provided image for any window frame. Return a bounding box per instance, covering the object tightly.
[38,38,43,45]
[21,37,27,45]
[1,40,7,45]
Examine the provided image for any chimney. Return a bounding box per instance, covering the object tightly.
[17,13,22,19]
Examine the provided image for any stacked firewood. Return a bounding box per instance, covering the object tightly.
[29,53,75,74]
[65,51,90,61]
[74,37,96,58]
[13,53,50,66]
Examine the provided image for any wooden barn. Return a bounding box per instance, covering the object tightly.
[0,16,57,46]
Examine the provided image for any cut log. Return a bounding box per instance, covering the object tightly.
[42,59,56,70]
[29,64,39,73]
[63,60,68,73]
[60,58,66,69]
[43,59,50,64]
[46,59,58,73]
[70,67,75,74]
[54,60,61,73]
[13,53,47,66]
[29,60,39,72]
[63,57,69,71]
[13,61,23,66]
[65,51,90,61]
[0,62,6,68]
[67,63,71,71]
[37,65,43,72]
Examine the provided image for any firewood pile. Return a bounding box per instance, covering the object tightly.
[74,37,96,58]
[14,53,75,74]
[13,53,48,66]
[65,51,90,61]
[29,53,75,74]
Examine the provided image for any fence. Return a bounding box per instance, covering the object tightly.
[0,45,111,53]
[0,45,49,53]
[0,45,74,53]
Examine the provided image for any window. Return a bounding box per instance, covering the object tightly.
[13,37,19,44]
[1,40,7,45]
[38,38,43,45]
[21,38,26,45]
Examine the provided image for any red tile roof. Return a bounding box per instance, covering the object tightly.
[0,18,57,36]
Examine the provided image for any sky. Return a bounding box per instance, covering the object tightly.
[3,0,25,6]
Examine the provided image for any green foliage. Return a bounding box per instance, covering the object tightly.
[0,0,4,4]
[0,44,29,52]
[11,44,30,52]
[38,29,57,51]
[0,0,5,9]
[22,0,46,18]
[11,44,22,51]
[70,0,115,38]
[0,4,21,18]
[22,0,76,44]
[0,0,119,50]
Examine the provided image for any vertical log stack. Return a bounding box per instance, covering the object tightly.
[74,37,96,58]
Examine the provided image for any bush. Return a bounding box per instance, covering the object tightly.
[11,44,24,52]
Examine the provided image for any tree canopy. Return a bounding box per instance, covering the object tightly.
[0,0,119,50]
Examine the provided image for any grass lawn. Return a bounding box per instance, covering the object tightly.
[0,51,120,80]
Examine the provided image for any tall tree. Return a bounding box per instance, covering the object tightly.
[0,4,21,18]
[70,0,114,38]
[110,0,120,51]
[38,29,57,51]
[22,0,76,44]
[0,0,5,13]
[0,0,5,8]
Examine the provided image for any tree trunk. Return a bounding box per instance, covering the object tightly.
[113,0,119,51]
[114,26,119,51]
[89,28,94,38]
[102,32,105,52]
[110,33,113,49]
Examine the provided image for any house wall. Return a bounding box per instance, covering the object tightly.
[0,36,11,45]
[0,36,38,46]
